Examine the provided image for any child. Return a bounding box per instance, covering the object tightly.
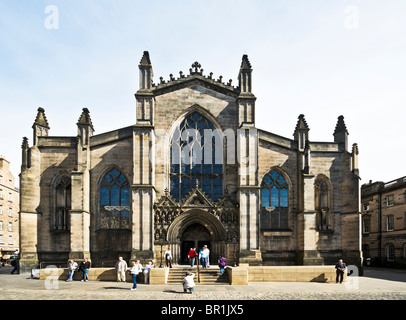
[218,256,227,275]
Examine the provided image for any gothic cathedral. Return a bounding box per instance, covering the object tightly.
[19,52,362,272]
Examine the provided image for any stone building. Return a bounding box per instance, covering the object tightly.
[19,52,362,272]
[0,156,19,259]
[361,177,406,266]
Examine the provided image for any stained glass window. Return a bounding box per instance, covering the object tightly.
[170,112,223,202]
[261,170,288,229]
[99,168,130,229]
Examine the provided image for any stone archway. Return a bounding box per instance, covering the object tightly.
[166,209,227,265]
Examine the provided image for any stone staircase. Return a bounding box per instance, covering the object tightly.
[167,266,230,285]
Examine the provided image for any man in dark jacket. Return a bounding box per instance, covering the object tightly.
[79,258,91,282]
[335,259,346,284]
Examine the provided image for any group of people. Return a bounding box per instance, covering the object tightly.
[115,257,155,290]
[65,257,155,290]
[65,252,347,293]
[66,258,90,282]
[163,245,212,269]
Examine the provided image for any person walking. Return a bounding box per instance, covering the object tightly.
[66,259,78,282]
[182,271,196,294]
[143,261,153,284]
[115,256,128,282]
[199,247,207,269]
[164,247,173,268]
[79,258,91,282]
[188,248,197,267]
[203,245,210,268]
[10,256,19,274]
[129,260,143,290]
[218,256,227,275]
[335,259,346,284]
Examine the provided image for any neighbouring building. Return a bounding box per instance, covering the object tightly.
[0,156,19,260]
[19,52,363,272]
[361,177,406,266]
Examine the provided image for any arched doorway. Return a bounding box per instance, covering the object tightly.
[166,209,227,265]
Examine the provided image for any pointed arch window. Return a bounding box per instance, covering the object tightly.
[52,176,71,231]
[99,168,130,230]
[314,175,333,231]
[260,170,289,230]
[170,111,223,202]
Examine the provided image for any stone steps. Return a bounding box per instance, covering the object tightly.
[167,267,229,285]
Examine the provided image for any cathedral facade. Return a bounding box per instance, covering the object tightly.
[19,52,362,272]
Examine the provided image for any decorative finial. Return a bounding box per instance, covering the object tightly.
[192,61,201,73]
[195,179,199,189]
[22,137,29,149]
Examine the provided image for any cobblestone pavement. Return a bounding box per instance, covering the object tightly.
[0,266,405,301]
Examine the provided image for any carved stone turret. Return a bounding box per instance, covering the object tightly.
[238,54,253,95]
[293,114,310,151]
[139,51,153,90]
[21,137,29,171]
[352,143,359,176]
[333,115,349,151]
[77,108,94,146]
[237,54,256,126]
[32,107,50,145]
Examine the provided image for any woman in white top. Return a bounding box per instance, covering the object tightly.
[129,260,143,290]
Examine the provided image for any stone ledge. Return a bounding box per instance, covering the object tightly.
[247,265,346,282]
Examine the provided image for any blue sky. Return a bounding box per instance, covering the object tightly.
[0,0,405,186]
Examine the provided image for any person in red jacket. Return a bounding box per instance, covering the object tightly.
[188,248,197,267]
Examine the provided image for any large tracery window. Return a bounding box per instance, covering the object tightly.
[99,168,130,230]
[261,170,289,230]
[52,176,71,231]
[170,111,223,202]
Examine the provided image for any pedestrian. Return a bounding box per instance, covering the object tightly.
[10,257,19,274]
[66,259,78,282]
[199,247,207,269]
[188,247,197,267]
[128,260,143,290]
[335,259,346,284]
[79,258,91,282]
[115,256,128,282]
[164,246,173,268]
[218,256,227,275]
[203,245,210,268]
[182,271,195,294]
[143,261,153,284]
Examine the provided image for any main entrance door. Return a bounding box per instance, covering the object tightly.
[180,223,211,265]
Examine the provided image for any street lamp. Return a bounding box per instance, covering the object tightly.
[158,235,166,268]
[232,234,238,267]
